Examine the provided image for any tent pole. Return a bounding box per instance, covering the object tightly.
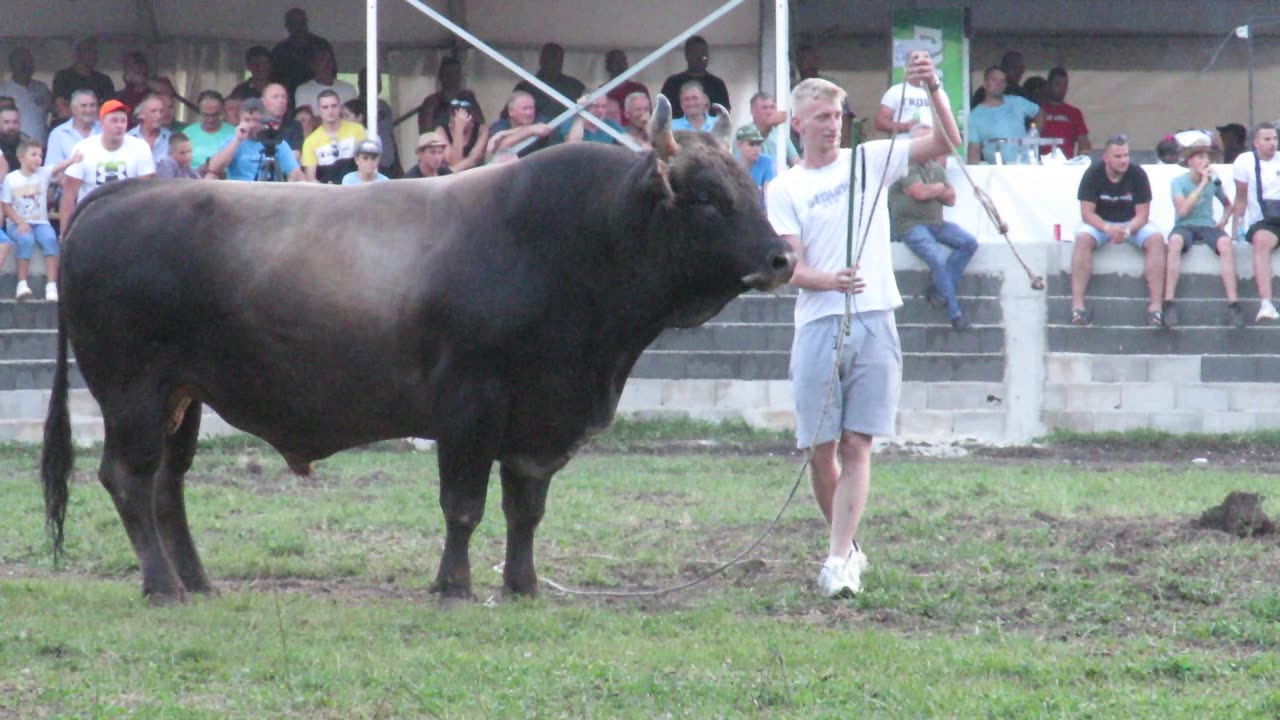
[367,0,379,143]
[774,0,789,162]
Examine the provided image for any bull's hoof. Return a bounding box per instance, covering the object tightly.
[429,579,474,606]
[503,578,540,598]
[146,589,187,607]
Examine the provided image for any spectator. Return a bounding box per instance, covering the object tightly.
[262,83,305,165]
[2,139,78,301]
[1165,136,1241,327]
[45,89,101,170]
[793,45,855,148]
[971,50,1027,105]
[184,90,235,171]
[357,67,400,177]
[876,76,931,140]
[342,98,363,124]
[60,100,156,227]
[0,107,22,175]
[439,90,487,172]
[223,96,242,127]
[301,89,365,184]
[514,43,585,120]
[1070,135,1166,326]
[1037,68,1091,159]
[660,36,731,119]
[734,124,775,200]
[294,45,357,114]
[604,96,624,127]
[622,91,651,150]
[603,50,649,112]
[1021,75,1047,106]
[155,132,201,180]
[966,66,1043,164]
[563,94,622,145]
[1231,122,1280,322]
[1155,136,1180,165]
[230,46,275,100]
[113,52,153,119]
[1218,123,1247,164]
[341,139,389,184]
[160,93,182,132]
[889,123,979,331]
[416,57,464,135]
[52,38,115,122]
[404,131,451,178]
[487,90,556,159]
[746,92,799,167]
[670,81,718,133]
[207,97,303,182]
[293,105,317,138]
[271,8,330,97]
[0,48,52,145]
[126,93,172,164]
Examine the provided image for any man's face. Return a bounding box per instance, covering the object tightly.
[419,144,445,171]
[751,97,776,126]
[796,48,819,79]
[160,95,176,126]
[248,54,272,80]
[138,99,163,130]
[122,55,148,85]
[586,96,608,127]
[538,45,564,76]
[1048,75,1068,103]
[685,41,709,73]
[198,98,223,131]
[317,96,341,124]
[625,95,651,129]
[262,84,289,120]
[355,152,379,173]
[604,97,623,126]
[0,110,19,140]
[224,98,242,126]
[170,141,193,168]
[241,110,263,138]
[984,69,1007,99]
[76,41,99,68]
[509,96,536,126]
[679,88,706,118]
[1104,142,1131,174]
[605,50,627,78]
[738,139,762,164]
[439,62,462,91]
[1003,53,1026,84]
[1255,129,1279,159]
[101,111,129,140]
[792,96,841,155]
[9,48,33,79]
[72,94,98,124]
[285,9,308,35]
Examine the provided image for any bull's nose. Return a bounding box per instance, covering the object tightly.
[771,250,797,279]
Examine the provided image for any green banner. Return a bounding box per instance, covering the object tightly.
[889,8,969,133]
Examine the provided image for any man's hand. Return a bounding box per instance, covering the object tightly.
[1106,225,1127,244]
[904,51,939,90]
[531,123,552,139]
[765,109,787,129]
[450,109,471,134]
[828,267,866,294]
[16,220,31,236]
[234,118,254,140]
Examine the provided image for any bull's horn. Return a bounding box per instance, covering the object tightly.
[649,94,677,160]
[710,104,732,147]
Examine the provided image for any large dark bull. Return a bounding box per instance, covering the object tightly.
[40,98,794,604]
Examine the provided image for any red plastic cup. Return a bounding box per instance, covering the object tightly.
[1054,223,1062,241]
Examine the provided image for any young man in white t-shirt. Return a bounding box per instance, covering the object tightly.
[1,139,80,300]
[1231,122,1280,321]
[60,99,156,228]
[765,52,961,600]
[875,78,931,140]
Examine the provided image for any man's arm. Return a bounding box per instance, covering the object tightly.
[903,179,947,201]
[286,167,304,182]
[59,175,81,228]
[48,150,82,179]
[905,54,961,164]
[488,123,551,155]
[1076,134,1093,155]
[208,122,251,176]
[779,233,862,294]
[1233,179,1249,239]
[303,164,317,182]
[966,141,983,164]
[1129,202,1151,232]
[1172,176,1209,219]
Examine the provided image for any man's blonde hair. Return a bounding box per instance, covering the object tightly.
[790,78,846,117]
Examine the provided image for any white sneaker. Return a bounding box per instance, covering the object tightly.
[44,282,58,302]
[817,556,862,599]
[14,280,30,301]
[1258,299,1279,321]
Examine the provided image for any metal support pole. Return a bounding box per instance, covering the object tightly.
[1247,31,1255,131]
[774,0,789,162]
[367,0,379,142]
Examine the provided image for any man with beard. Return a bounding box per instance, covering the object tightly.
[0,107,22,175]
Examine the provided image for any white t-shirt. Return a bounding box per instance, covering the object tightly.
[64,135,157,202]
[880,82,931,139]
[293,79,359,114]
[766,140,911,328]
[1,167,53,225]
[1231,150,1280,226]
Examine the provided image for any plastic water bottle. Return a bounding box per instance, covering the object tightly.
[1026,123,1040,165]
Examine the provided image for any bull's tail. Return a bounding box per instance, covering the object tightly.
[40,302,74,561]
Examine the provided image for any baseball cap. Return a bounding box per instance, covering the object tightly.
[99,99,130,119]
[416,130,448,151]
[735,124,765,144]
[356,139,382,156]
[239,97,267,116]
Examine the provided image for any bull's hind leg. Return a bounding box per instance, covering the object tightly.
[499,462,556,597]
[431,441,495,601]
[154,397,215,595]
[98,394,185,604]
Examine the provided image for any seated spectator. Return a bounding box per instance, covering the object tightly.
[261,83,304,164]
[1070,135,1166,326]
[223,96,242,127]
[1037,68,1090,159]
[342,98,363,124]
[439,90,487,172]
[734,124,775,200]
[404,131,451,178]
[341,139,389,184]
[971,50,1026,105]
[114,52,180,131]
[272,8,330,97]
[1021,76,1047,106]
[603,50,649,112]
[126,93,172,164]
[0,47,52,146]
[670,81,718,133]
[301,90,366,184]
[1155,136,1180,164]
[514,43,585,120]
[967,65,1042,164]
[889,123,979,330]
[660,35,730,119]
[417,56,464,135]
[487,90,556,159]
[230,46,275,100]
[0,106,22,175]
[746,92,799,166]
[876,77,930,140]
[160,93,182,132]
[207,97,303,182]
[44,89,100,170]
[60,100,157,227]
[155,132,201,180]
[1,139,78,301]
[1219,123,1247,164]
[294,105,317,138]
[1231,122,1280,322]
[622,91,652,150]
[1164,136,1240,327]
[294,45,357,114]
[604,96,624,127]
[52,38,114,123]
[562,94,623,145]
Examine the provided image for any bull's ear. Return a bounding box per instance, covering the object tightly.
[710,103,732,148]
[638,152,675,206]
[649,95,678,161]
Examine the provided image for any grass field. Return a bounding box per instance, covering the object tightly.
[2,424,1279,718]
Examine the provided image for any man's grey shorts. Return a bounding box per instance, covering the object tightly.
[790,310,902,449]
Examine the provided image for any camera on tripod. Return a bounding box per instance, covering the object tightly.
[259,120,282,157]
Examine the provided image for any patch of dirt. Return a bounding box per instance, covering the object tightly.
[974,439,1280,472]
[1195,491,1277,537]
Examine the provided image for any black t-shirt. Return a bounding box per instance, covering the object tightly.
[659,71,731,119]
[404,164,451,178]
[52,67,115,103]
[0,136,18,171]
[1077,161,1153,223]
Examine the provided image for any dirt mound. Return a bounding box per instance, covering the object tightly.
[1194,492,1277,537]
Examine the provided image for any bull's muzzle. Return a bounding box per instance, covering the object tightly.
[741,249,796,291]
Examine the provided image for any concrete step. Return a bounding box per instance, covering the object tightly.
[1201,356,1280,383]
[0,330,59,360]
[1047,271,1280,299]
[0,359,85,390]
[634,350,1006,382]
[897,409,1005,439]
[651,323,1004,355]
[899,381,1007,411]
[1044,409,1280,434]
[1047,324,1280,354]
[894,269,1003,297]
[0,300,60,329]
[710,292,1003,325]
[1047,297,1274,327]
[1045,380,1280,414]
[904,352,1004,382]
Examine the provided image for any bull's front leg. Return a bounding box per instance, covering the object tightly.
[432,442,494,601]
[499,461,556,597]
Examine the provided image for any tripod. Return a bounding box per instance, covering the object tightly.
[255,147,285,182]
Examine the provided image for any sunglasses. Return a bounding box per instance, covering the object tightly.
[1106,133,1128,145]
[450,99,473,109]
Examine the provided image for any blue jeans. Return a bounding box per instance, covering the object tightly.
[898,222,978,318]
